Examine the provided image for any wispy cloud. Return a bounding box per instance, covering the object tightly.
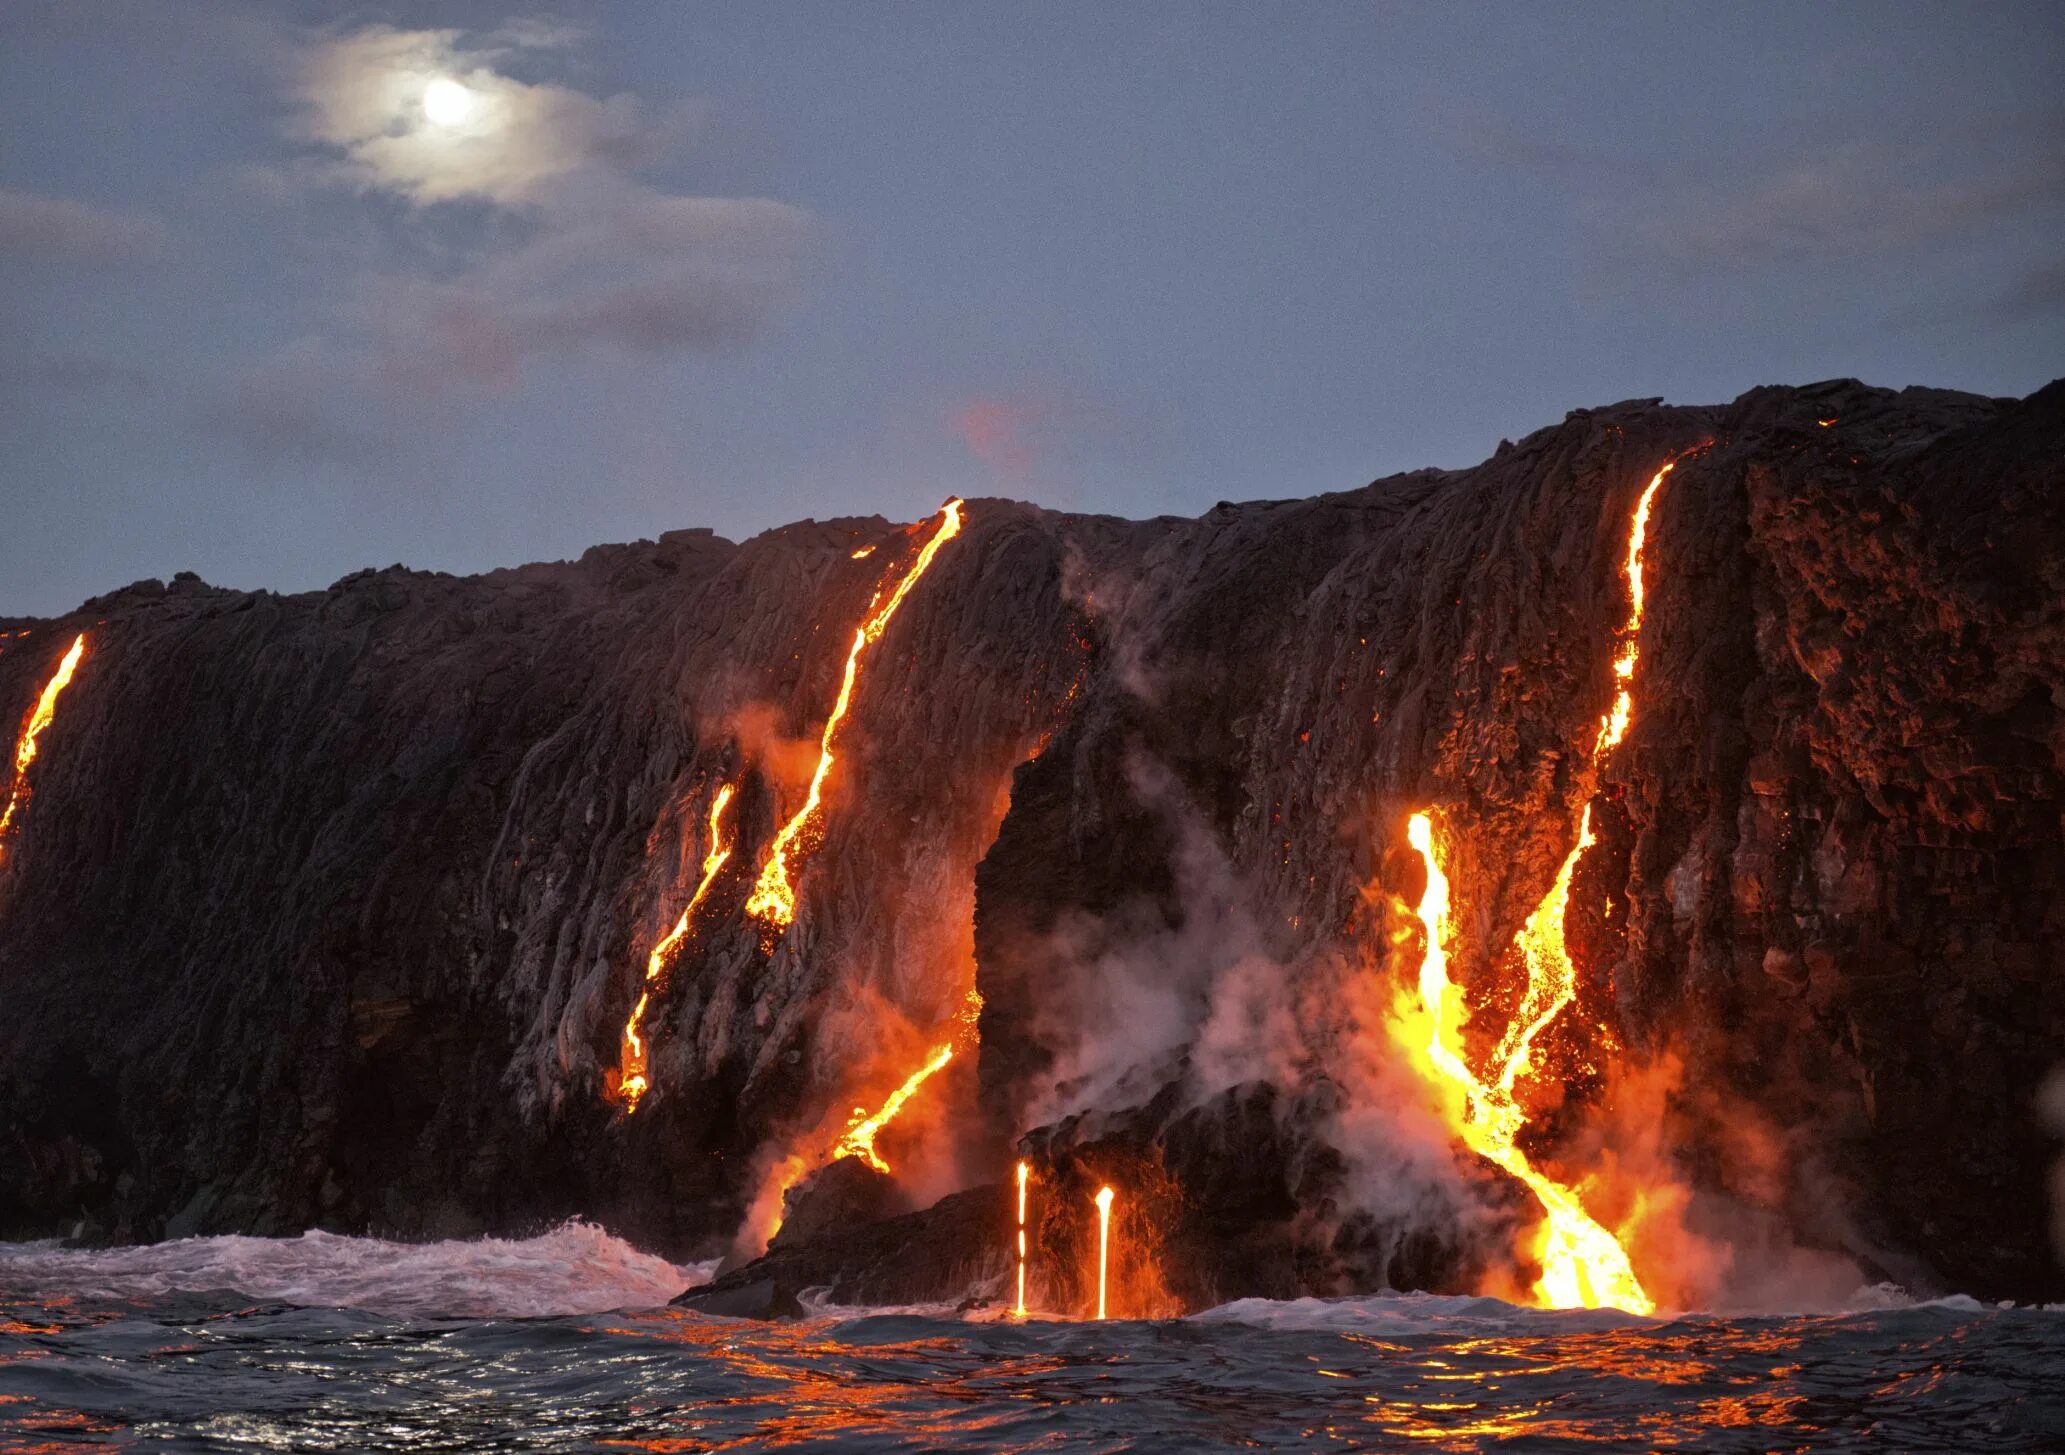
[1436,100,2065,294]
[0,188,167,264]
[1615,139,2065,271]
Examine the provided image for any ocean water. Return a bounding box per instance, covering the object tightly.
[4,1225,2062,1453]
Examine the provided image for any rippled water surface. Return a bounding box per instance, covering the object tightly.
[4,1230,2062,1452]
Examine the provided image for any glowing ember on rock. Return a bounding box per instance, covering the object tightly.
[1403,812,1654,1315]
[831,1042,955,1174]
[615,781,738,1112]
[745,500,965,934]
[1093,1186,1114,1320]
[0,633,87,864]
[1014,1160,1030,1316]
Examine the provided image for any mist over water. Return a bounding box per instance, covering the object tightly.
[5,1228,2062,1452]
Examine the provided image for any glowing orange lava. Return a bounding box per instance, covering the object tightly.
[1593,462,1671,756]
[615,781,737,1112]
[1014,1160,1030,1316]
[745,500,965,934]
[0,633,86,864]
[1394,459,1686,1315]
[1093,1185,1114,1320]
[831,1042,954,1174]
[1402,812,1653,1314]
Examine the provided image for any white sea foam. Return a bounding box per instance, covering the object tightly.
[0,1221,714,1319]
[1189,1291,1650,1335]
[1190,1285,2045,1333]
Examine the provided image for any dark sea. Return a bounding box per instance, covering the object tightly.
[3,1224,2061,1453]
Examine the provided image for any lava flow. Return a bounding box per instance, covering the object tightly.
[830,1042,955,1174]
[1404,811,1652,1314]
[1014,1160,1030,1316]
[1394,459,1684,1315]
[614,781,738,1112]
[0,633,87,864]
[1093,1186,1115,1320]
[744,499,965,934]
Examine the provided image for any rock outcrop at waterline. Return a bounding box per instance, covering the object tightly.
[2,380,2060,1306]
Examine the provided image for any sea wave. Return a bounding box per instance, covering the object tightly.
[1187,1283,2038,1334]
[0,1221,713,1319]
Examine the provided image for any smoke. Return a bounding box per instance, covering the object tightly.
[2040,1067,2065,1270]
[731,1145,808,1262]
[1012,754,1296,1129]
[722,700,825,799]
[1003,750,1479,1275]
[1545,1046,1880,1314]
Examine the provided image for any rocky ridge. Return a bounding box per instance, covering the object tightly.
[3,379,2059,1308]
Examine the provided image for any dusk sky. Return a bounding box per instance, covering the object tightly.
[3,1,2059,617]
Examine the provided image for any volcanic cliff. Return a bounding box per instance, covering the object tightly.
[3,379,2060,1311]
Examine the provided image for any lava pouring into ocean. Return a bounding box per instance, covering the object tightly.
[614,781,738,1112]
[0,633,86,865]
[1395,458,1688,1315]
[745,500,965,935]
[1093,1186,1115,1320]
[1403,811,1652,1314]
[1014,1160,1030,1316]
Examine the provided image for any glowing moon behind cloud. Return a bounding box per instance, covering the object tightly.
[422,77,475,127]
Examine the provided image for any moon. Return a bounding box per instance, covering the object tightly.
[422,77,475,127]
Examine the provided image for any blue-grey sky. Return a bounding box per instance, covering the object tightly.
[3,1,2060,616]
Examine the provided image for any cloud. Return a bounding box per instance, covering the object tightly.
[955,398,1050,477]
[289,23,694,209]
[951,388,1141,492]
[0,352,151,394]
[0,188,167,263]
[1985,257,2065,321]
[201,337,385,466]
[1616,141,2065,271]
[1436,101,2065,289]
[206,22,817,463]
[392,193,815,370]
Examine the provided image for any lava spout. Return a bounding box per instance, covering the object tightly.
[1403,812,1653,1315]
[745,500,965,935]
[831,1042,955,1174]
[615,781,737,1112]
[0,633,87,864]
[1093,1185,1115,1320]
[1014,1160,1030,1316]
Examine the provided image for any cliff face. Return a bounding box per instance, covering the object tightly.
[2,380,2059,1304]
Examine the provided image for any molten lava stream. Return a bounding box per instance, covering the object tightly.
[1404,812,1653,1315]
[744,499,965,935]
[0,633,87,863]
[1391,459,1688,1316]
[1488,459,1677,1092]
[831,1042,955,1174]
[1014,1160,1030,1316]
[1093,1186,1114,1320]
[615,781,737,1112]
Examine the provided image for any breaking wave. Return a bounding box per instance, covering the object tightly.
[0,1220,711,1319]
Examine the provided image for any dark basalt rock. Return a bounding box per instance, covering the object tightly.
[770,1157,909,1251]
[683,1183,1011,1310]
[673,1277,805,1321]
[2,380,2060,1307]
